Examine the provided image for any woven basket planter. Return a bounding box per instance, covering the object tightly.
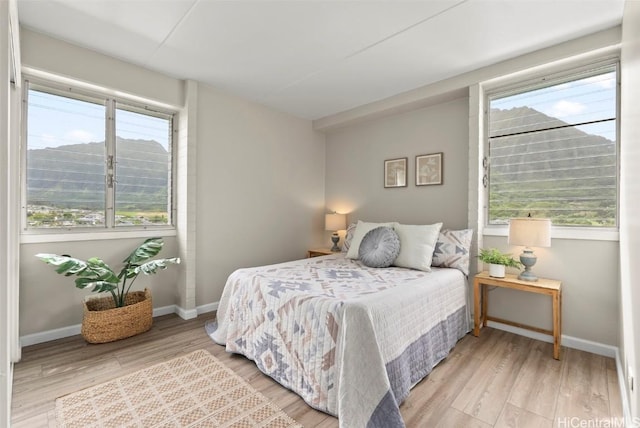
[81,289,153,344]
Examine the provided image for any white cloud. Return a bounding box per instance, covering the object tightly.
[29,133,62,149]
[549,100,586,118]
[64,129,96,144]
[40,133,58,145]
[583,74,615,89]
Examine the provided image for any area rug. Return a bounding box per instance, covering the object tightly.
[55,349,301,428]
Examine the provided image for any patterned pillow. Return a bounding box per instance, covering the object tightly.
[431,229,473,276]
[341,222,357,252]
[358,226,401,268]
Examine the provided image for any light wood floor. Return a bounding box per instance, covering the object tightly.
[11,314,622,427]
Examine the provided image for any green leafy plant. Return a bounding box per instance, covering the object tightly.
[36,237,180,308]
[478,248,522,268]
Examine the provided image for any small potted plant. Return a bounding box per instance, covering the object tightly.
[36,237,180,343]
[478,248,522,278]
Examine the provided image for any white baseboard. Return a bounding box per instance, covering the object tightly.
[20,301,220,347]
[175,306,198,320]
[174,301,218,320]
[196,302,218,315]
[21,324,82,347]
[154,305,178,317]
[615,348,632,426]
[486,320,617,358]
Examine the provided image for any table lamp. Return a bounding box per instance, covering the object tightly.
[508,217,551,281]
[325,213,346,252]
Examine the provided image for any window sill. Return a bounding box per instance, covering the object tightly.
[483,225,619,242]
[20,227,177,244]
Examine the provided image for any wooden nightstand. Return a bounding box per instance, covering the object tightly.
[473,271,562,360]
[307,248,335,258]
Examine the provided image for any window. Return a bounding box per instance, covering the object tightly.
[23,80,175,230]
[486,62,618,228]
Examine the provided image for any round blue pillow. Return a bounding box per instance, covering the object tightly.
[358,226,401,268]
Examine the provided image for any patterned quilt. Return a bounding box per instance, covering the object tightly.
[207,253,469,427]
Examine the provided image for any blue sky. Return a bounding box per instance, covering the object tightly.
[491,71,616,141]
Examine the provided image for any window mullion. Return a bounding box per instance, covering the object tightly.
[105,99,115,229]
[490,117,616,140]
[170,115,177,226]
[20,81,29,231]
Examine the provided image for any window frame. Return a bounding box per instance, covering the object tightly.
[482,57,621,241]
[20,75,178,240]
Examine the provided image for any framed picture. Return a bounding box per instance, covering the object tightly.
[416,152,443,186]
[384,157,407,188]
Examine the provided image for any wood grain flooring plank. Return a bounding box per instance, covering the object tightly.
[452,326,503,358]
[10,411,49,428]
[508,340,562,418]
[12,356,121,396]
[11,358,123,423]
[433,407,493,428]
[607,366,623,418]
[10,316,622,428]
[452,333,533,425]
[18,335,86,362]
[11,361,42,386]
[403,328,508,425]
[555,348,611,423]
[495,403,553,428]
[401,349,480,426]
[309,414,339,427]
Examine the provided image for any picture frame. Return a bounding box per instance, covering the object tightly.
[416,152,443,186]
[384,157,407,188]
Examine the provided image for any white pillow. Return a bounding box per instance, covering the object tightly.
[393,223,443,271]
[345,220,398,259]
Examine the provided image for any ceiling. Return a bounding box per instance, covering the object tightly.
[17,0,625,120]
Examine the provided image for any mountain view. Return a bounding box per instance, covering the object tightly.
[489,106,616,227]
[26,107,616,228]
[27,137,169,227]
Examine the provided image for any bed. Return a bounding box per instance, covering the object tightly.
[207,224,472,428]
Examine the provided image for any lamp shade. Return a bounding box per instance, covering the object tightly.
[508,218,551,248]
[325,213,346,231]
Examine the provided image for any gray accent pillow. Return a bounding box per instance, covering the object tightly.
[358,226,401,268]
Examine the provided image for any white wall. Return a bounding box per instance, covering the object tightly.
[20,29,183,108]
[325,97,469,229]
[482,236,619,346]
[619,0,640,417]
[175,79,198,314]
[1,1,12,425]
[195,83,325,306]
[18,29,326,336]
[20,238,180,335]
